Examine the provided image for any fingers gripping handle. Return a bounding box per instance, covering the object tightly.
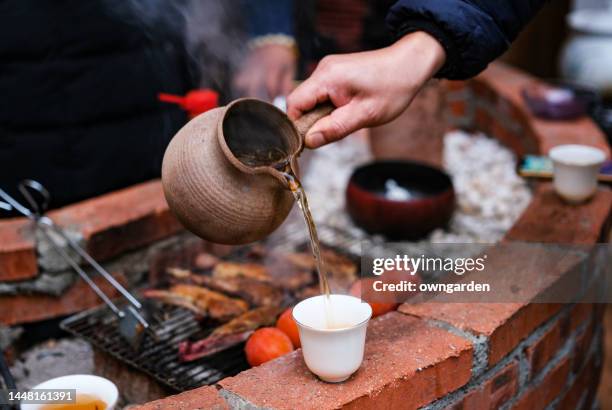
[293,102,335,142]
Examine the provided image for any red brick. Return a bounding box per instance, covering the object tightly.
[494,94,519,122]
[0,181,185,283]
[570,303,593,334]
[448,100,467,117]
[474,107,493,133]
[512,358,570,410]
[505,184,612,244]
[219,312,472,410]
[491,304,568,367]
[444,80,467,92]
[459,361,519,409]
[0,273,127,326]
[476,63,610,157]
[533,117,610,158]
[131,386,228,410]
[489,118,526,158]
[526,315,570,378]
[401,302,563,367]
[399,241,583,364]
[558,356,597,410]
[0,218,37,281]
[572,320,595,375]
[50,180,183,262]
[470,79,498,103]
[587,343,603,409]
[594,303,606,324]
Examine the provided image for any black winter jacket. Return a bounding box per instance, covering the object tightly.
[387,0,548,79]
[0,0,194,210]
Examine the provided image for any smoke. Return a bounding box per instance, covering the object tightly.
[184,0,247,91]
[103,0,248,94]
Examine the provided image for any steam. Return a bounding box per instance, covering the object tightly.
[103,0,248,92]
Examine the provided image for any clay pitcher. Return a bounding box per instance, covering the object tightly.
[161,98,333,245]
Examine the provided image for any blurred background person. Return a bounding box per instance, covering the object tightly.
[0,0,297,211]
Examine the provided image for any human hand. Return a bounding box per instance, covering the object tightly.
[233,43,297,101]
[287,31,446,148]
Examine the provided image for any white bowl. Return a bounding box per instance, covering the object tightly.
[293,294,372,383]
[21,374,118,410]
[549,144,606,203]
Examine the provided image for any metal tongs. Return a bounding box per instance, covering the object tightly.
[0,180,151,348]
[0,351,19,410]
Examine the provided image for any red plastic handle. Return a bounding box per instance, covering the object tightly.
[158,89,219,118]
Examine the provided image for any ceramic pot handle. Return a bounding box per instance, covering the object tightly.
[292,102,335,142]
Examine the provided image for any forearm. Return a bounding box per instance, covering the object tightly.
[389,31,446,93]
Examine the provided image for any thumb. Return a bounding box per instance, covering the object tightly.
[304,102,367,148]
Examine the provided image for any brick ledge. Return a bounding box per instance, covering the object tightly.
[0,180,183,283]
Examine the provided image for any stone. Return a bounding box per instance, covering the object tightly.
[0,325,22,350]
[0,271,75,297]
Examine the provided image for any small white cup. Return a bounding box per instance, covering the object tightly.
[293,294,372,383]
[21,374,118,410]
[549,144,606,203]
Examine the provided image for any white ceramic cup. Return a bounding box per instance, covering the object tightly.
[21,374,118,410]
[293,294,372,383]
[549,144,606,204]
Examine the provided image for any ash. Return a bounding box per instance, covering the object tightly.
[282,129,531,246]
[10,338,94,390]
[435,130,531,243]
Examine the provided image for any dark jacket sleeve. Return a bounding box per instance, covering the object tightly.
[241,0,294,38]
[386,0,547,79]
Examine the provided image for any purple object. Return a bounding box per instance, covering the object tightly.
[522,83,592,120]
[601,160,612,175]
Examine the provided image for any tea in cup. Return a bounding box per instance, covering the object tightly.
[292,294,372,383]
[549,144,606,203]
[22,375,118,410]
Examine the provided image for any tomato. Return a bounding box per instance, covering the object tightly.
[350,280,399,317]
[276,308,301,348]
[245,327,294,367]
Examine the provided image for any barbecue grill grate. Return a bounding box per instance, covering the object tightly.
[61,302,249,391]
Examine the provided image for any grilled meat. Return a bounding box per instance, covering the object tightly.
[194,252,220,270]
[212,306,282,336]
[178,306,282,361]
[321,248,358,291]
[294,284,321,301]
[212,262,270,282]
[245,243,267,259]
[283,252,316,270]
[195,275,284,307]
[274,269,314,291]
[171,284,249,321]
[166,267,191,279]
[144,284,248,322]
[142,289,207,317]
[263,252,315,291]
[178,331,252,362]
[268,248,357,293]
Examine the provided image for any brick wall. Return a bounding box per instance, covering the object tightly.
[133,63,611,409]
[0,181,185,325]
